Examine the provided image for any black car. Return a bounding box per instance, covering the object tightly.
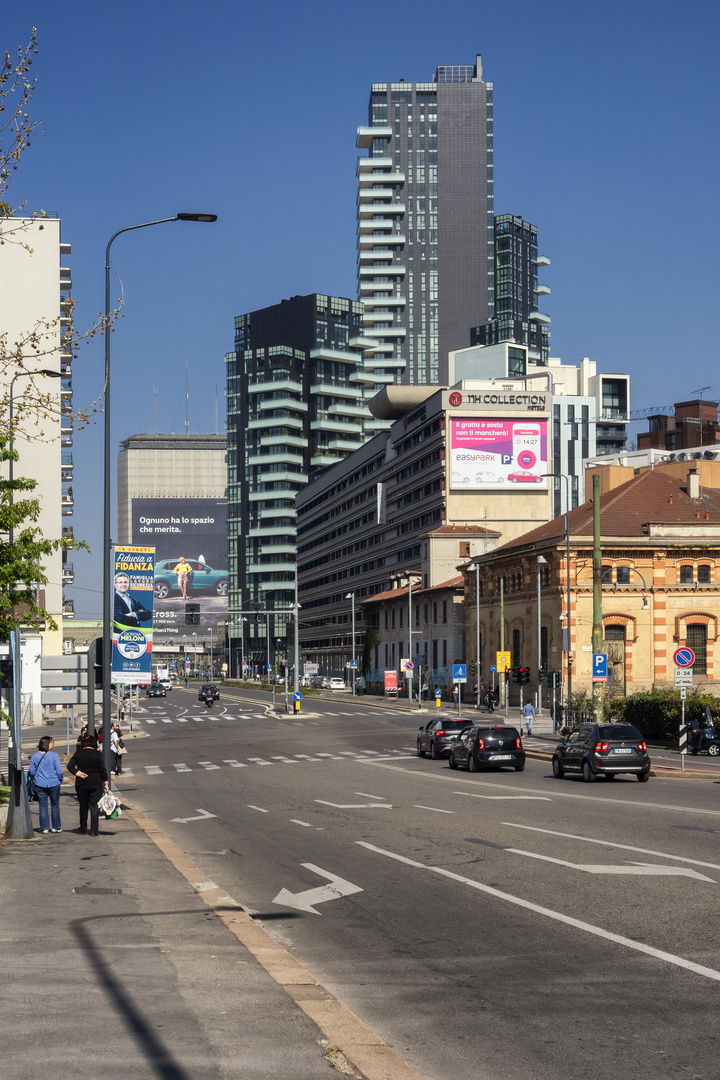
[198,683,219,702]
[552,722,650,782]
[448,725,525,772]
[417,718,474,759]
[146,681,166,697]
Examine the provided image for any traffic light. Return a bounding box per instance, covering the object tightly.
[511,667,522,684]
[519,667,531,684]
[470,662,476,677]
[179,645,184,654]
[546,668,559,689]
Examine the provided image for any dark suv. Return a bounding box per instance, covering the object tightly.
[448,725,525,772]
[417,718,473,759]
[552,722,650,782]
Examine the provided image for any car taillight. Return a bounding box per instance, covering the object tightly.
[476,739,485,750]
[436,730,445,737]
[595,742,609,753]
[637,741,646,751]
[516,738,522,750]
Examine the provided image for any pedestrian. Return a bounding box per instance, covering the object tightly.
[422,682,428,702]
[452,684,459,706]
[553,701,564,733]
[522,701,536,736]
[28,736,65,834]
[66,735,109,836]
[109,722,125,776]
[76,725,88,751]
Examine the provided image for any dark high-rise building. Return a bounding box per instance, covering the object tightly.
[225,294,375,675]
[356,55,495,386]
[471,214,551,365]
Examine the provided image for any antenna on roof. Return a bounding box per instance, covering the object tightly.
[153,386,159,435]
[184,362,190,436]
[692,385,712,399]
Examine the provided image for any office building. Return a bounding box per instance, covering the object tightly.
[225,294,377,675]
[0,216,72,720]
[471,214,551,365]
[356,55,495,386]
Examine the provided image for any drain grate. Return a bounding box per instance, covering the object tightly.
[74,887,123,895]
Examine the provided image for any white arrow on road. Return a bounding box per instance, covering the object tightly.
[273,863,363,914]
[170,808,217,824]
[315,799,392,809]
[507,849,715,881]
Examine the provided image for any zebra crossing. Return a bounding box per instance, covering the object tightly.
[141,711,268,725]
[116,747,414,778]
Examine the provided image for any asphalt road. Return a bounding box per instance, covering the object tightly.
[116,686,720,1080]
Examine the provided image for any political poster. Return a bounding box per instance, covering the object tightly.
[112,546,155,684]
[450,418,548,489]
[131,498,228,641]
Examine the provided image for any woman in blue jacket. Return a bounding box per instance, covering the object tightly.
[28,735,65,834]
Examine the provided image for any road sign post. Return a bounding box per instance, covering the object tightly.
[673,651,695,771]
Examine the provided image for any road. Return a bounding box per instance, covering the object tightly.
[116,686,720,1080]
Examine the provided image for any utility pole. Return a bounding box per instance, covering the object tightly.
[592,472,603,722]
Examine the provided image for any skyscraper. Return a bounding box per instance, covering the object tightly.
[225,294,375,675]
[471,214,551,365]
[356,56,495,386]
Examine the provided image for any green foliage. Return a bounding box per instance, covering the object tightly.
[622,688,720,740]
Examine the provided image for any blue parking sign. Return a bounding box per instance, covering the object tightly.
[592,654,608,683]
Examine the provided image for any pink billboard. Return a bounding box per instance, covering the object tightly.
[450,418,549,489]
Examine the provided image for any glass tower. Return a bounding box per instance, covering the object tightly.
[356,55,495,386]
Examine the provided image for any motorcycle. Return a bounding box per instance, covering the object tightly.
[200,691,214,708]
[688,716,720,756]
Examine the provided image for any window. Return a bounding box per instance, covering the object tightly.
[686,624,707,675]
[433,601,437,624]
[442,600,447,624]
[540,626,548,671]
[699,564,711,583]
[616,566,631,585]
[442,639,447,666]
[391,609,395,629]
[680,565,694,584]
[415,605,420,626]
[605,624,625,643]
[384,609,389,630]
[601,566,613,585]
[512,628,521,668]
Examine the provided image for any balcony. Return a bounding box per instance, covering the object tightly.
[358,234,406,248]
[358,170,405,188]
[528,310,551,324]
[361,296,406,308]
[358,265,406,278]
[355,125,393,148]
[61,490,74,508]
[357,187,397,202]
[61,433,73,447]
[349,370,395,385]
[257,506,297,519]
[535,283,551,296]
[363,356,406,369]
[311,453,341,467]
[247,562,298,575]
[248,416,304,431]
[248,526,297,537]
[255,469,308,485]
[248,451,304,467]
[260,433,307,448]
[327,437,367,451]
[357,217,395,234]
[248,378,303,394]
[310,417,363,435]
[62,563,74,584]
[309,347,363,366]
[255,397,308,412]
[309,383,362,399]
[327,403,370,418]
[61,468,73,482]
[358,202,405,217]
[363,326,406,338]
[533,255,551,267]
[62,600,75,618]
[357,156,394,172]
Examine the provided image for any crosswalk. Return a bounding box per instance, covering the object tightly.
[116,747,413,778]
[136,708,379,726]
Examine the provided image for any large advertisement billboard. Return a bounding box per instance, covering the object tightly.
[131,498,228,640]
[112,546,155,684]
[450,418,548,489]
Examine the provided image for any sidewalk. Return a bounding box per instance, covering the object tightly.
[0,788,424,1080]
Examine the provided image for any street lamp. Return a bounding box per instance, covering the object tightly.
[239,616,248,680]
[543,472,572,707]
[4,368,63,840]
[466,562,481,709]
[101,212,217,777]
[537,555,548,715]
[344,592,356,694]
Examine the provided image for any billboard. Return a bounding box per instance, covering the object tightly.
[131,498,228,640]
[450,418,548,489]
[112,546,155,684]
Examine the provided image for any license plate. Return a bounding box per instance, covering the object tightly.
[612,748,632,755]
[490,754,512,760]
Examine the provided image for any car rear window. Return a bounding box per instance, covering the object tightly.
[598,725,643,741]
[476,726,520,738]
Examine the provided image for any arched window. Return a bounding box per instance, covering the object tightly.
[698,565,711,584]
[512,628,521,667]
[680,565,694,584]
[686,624,707,674]
[616,566,631,585]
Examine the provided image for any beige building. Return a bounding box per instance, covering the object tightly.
[461,466,720,703]
[0,217,72,720]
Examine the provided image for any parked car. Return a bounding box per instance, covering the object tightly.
[153,558,229,600]
[552,722,650,782]
[198,683,220,702]
[448,725,525,772]
[146,681,166,698]
[328,677,346,690]
[417,718,474,759]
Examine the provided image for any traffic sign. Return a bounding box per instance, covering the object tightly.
[349,660,358,669]
[293,691,303,701]
[453,663,467,684]
[496,652,511,672]
[435,688,442,697]
[405,660,414,671]
[490,665,497,673]
[592,653,608,683]
[674,668,693,687]
[680,687,688,700]
[674,648,695,668]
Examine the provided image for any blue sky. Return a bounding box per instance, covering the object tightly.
[3,0,719,617]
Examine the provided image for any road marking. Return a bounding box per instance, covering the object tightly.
[247,804,269,813]
[356,841,720,983]
[290,819,314,828]
[223,759,247,768]
[161,718,172,724]
[247,757,272,765]
[315,799,392,809]
[503,822,720,872]
[170,808,217,823]
[339,751,360,756]
[272,755,299,764]
[173,763,192,772]
[315,753,342,760]
[145,719,157,725]
[415,805,455,814]
[273,863,363,914]
[355,792,387,800]
[199,761,220,770]
[145,765,163,774]
[505,847,715,880]
[194,717,206,723]
[454,792,551,801]
[295,754,323,762]
[177,717,188,723]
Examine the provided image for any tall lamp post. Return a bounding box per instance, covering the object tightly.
[239,616,247,680]
[102,213,217,778]
[4,368,63,840]
[467,562,481,709]
[537,555,548,715]
[543,472,573,707]
[345,592,356,694]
